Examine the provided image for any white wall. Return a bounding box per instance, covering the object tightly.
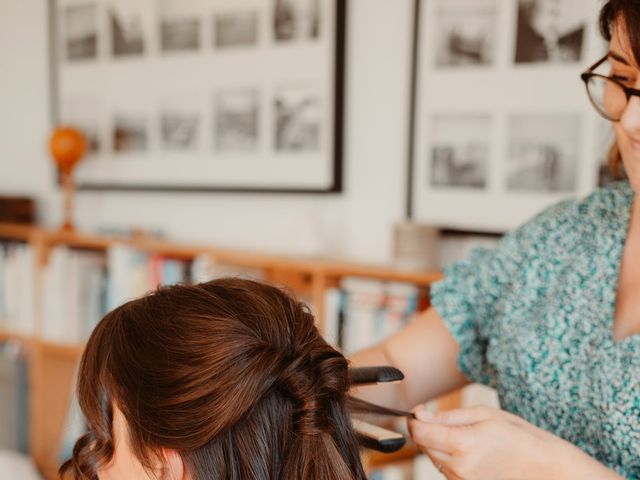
[0,0,414,263]
[0,0,58,219]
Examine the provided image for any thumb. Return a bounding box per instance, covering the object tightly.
[413,405,498,426]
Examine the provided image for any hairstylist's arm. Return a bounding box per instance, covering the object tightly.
[349,306,470,410]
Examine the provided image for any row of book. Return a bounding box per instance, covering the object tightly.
[0,242,35,336]
[1,240,432,349]
[0,240,276,343]
[324,277,430,354]
[42,245,193,344]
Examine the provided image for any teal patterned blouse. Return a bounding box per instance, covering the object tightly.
[430,181,640,478]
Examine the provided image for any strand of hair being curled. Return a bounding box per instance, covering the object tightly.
[60,278,395,480]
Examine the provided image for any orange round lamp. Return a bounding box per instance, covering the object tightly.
[49,127,86,231]
[50,127,86,173]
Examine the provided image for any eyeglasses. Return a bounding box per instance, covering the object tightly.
[581,54,640,122]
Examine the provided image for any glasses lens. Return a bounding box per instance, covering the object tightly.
[586,76,627,120]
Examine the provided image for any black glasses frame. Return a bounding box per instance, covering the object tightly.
[581,54,640,121]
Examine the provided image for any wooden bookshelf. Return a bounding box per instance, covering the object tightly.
[0,329,33,345]
[0,222,445,479]
[0,223,42,243]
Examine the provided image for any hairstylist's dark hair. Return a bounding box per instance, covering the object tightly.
[599,0,640,178]
[59,278,368,480]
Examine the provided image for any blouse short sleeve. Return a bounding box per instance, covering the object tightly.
[429,200,575,386]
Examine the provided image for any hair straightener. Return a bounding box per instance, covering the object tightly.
[349,366,415,453]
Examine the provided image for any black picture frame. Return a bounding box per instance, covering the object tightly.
[49,0,346,194]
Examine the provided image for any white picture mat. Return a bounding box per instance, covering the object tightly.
[412,0,611,232]
[55,0,340,191]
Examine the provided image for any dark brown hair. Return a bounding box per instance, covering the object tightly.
[59,278,372,479]
[599,0,640,178]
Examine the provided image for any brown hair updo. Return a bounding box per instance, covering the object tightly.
[60,278,367,480]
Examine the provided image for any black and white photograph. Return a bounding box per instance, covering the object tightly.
[274,0,321,42]
[160,98,200,150]
[214,11,259,48]
[61,96,101,154]
[434,0,498,67]
[274,87,321,152]
[159,0,200,53]
[514,0,586,63]
[215,90,260,152]
[429,114,490,189]
[506,113,579,192]
[113,114,148,152]
[110,1,147,57]
[63,3,98,61]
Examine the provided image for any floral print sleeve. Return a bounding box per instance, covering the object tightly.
[430,234,527,386]
[429,198,573,386]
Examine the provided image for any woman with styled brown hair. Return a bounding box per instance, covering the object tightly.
[59,278,371,480]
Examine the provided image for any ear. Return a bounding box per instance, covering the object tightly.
[161,449,185,480]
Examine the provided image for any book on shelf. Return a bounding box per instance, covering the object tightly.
[37,245,276,345]
[108,245,188,311]
[58,363,85,466]
[324,277,429,354]
[40,245,191,344]
[0,341,29,453]
[0,241,35,336]
[42,247,107,343]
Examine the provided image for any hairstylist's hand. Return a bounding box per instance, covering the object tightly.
[407,405,623,480]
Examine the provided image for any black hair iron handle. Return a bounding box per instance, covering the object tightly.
[349,366,415,454]
[350,366,405,385]
[353,421,406,453]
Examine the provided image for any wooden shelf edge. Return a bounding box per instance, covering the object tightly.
[0,329,33,345]
[0,223,43,242]
[0,222,444,284]
[0,330,84,359]
[37,340,85,360]
[320,262,443,285]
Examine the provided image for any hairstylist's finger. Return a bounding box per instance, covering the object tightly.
[408,418,468,454]
[413,405,498,425]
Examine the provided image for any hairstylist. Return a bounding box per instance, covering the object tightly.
[352,1,640,478]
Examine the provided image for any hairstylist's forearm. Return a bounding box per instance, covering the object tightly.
[349,307,470,410]
[543,443,625,480]
[561,463,624,480]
